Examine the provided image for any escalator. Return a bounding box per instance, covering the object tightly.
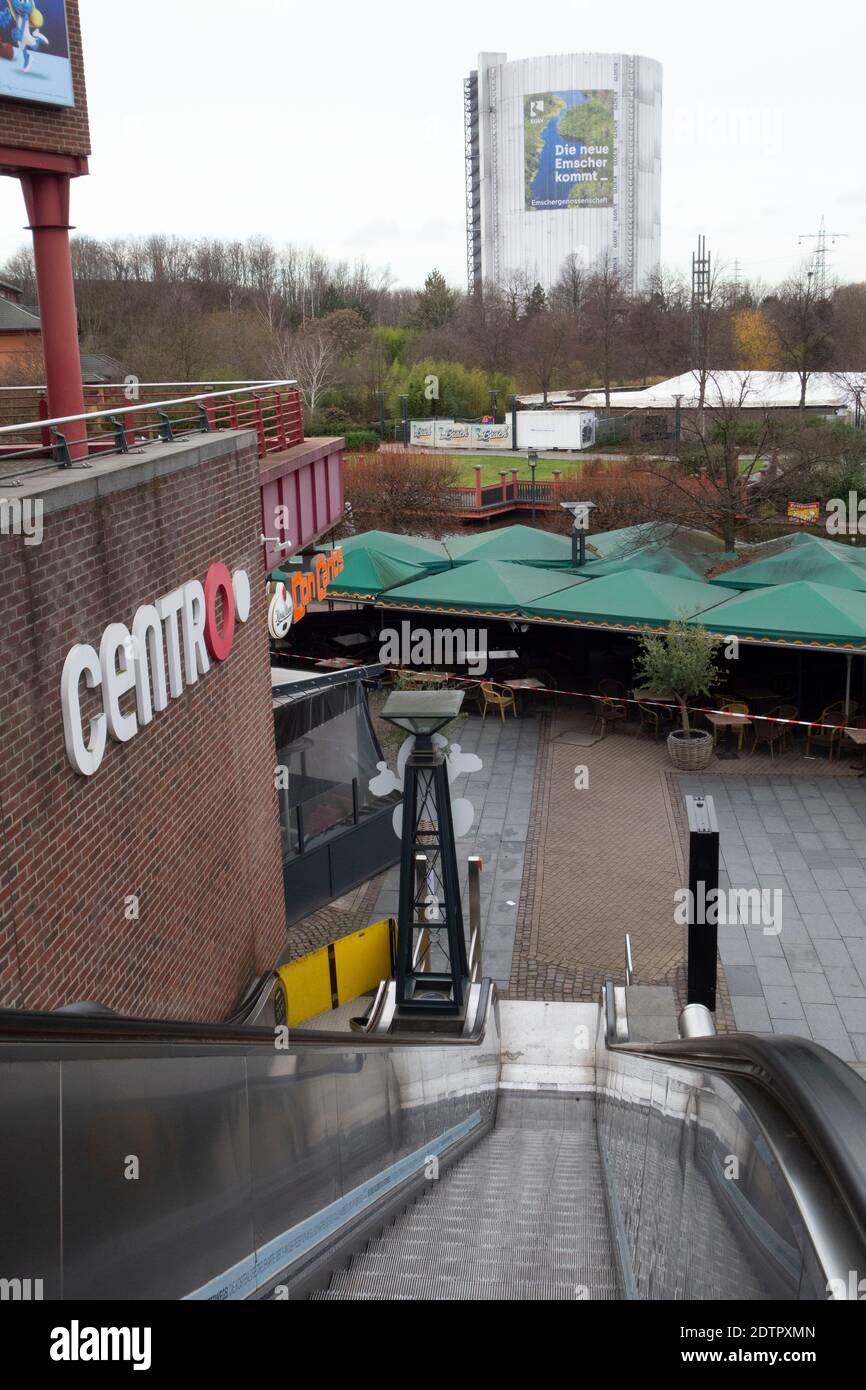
[314,1100,620,1300]
[1,980,866,1301]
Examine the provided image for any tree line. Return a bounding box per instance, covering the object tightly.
[3,235,866,436]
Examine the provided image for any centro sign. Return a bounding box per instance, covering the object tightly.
[61,564,251,777]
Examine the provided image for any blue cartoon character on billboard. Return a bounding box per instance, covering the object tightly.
[0,0,74,107]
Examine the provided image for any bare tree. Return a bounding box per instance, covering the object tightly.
[275,319,340,413]
[764,266,835,417]
[640,373,837,550]
[584,251,628,410]
[517,309,572,404]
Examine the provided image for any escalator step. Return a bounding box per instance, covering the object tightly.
[314,1120,621,1301]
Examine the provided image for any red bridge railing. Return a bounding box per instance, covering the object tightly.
[0,381,303,477]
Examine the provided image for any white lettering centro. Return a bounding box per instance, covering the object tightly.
[61,566,249,777]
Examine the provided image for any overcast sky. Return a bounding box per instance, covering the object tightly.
[0,0,863,291]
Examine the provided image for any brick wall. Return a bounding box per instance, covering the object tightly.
[0,0,90,159]
[0,431,286,1020]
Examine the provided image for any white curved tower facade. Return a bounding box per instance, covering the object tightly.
[464,51,662,295]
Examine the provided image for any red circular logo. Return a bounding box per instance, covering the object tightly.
[203,563,236,661]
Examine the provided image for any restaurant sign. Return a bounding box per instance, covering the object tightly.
[268,548,345,640]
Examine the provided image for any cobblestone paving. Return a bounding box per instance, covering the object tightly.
[509,712,859,1028]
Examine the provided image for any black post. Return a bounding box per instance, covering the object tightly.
[674,394,683,442]
[686,795,719,1011]
[400,394,409,445]
[510,395,518,450]
[490,389,498,421]
[377,390,385,440]
[395,750,468,1013]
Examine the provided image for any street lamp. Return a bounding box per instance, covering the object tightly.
[380,690,469,1016]
[560,500,596,568]
[528,449,538,522]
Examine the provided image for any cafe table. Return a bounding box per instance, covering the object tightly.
[504,676,545,714]
[844,725,866,776]
[704,708,751,759]
[314,657,360,670]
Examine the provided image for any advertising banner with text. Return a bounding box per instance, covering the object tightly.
[524,88,614,211]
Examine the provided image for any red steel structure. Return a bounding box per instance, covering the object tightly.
[0,381,345,566]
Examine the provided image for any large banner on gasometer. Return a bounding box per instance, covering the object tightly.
[524,89,614,211]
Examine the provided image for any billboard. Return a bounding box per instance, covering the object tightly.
[0,0,74,107]
[524,89,614,211]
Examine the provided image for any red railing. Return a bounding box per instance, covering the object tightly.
[0,381,303,476]
[445,470,564,514]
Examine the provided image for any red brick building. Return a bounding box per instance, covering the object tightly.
[0,428,287,1020]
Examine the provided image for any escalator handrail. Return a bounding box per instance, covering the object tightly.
[603,985,866,1252]
[0,980,495,1050]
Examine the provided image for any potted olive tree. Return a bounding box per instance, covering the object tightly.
[635,619,723,770]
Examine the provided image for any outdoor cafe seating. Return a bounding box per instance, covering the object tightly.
[479,681,517,721]
[750,704,798,760]
[805,701,861,762]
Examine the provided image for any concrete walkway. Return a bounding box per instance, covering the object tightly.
[679,773,866,1062]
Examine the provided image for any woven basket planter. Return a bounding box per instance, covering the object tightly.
[667,728,713,771]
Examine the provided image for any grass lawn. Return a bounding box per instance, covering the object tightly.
[449,454,587,486]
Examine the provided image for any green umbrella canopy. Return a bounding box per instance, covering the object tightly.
[380,559,588,615]
[585,522,727,562]
[323,529,453,570]
[324,547,430,599]
[577,542,713,583]
[447,524,574,568]
[522,569,738,626]
[710,533,866,592]
[692,580,866,649]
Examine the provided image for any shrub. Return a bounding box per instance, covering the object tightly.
[343,450,460,532]
[343,429,380,451]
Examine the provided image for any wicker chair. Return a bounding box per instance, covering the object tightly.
[637,700,672,740]
[480,681,517,721]
[713,700,749,752]
[592,695,628,739]
[806,704,848,762]
[751,705,792,761]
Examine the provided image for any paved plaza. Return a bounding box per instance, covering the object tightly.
[679,772,866,1062]
[289,703,866,1064]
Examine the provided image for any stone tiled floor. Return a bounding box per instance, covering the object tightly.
[285,701,866,1065]
[678,772,866,1062]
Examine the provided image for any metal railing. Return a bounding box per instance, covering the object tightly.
[0,379,303,483]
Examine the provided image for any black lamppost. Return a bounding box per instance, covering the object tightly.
[489,389,498,421]
[528,449,538,523]
[381,690,469,1016]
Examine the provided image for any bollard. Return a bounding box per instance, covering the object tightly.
[685,794,719,1011]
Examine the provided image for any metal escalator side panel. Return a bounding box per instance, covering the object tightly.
[0,987,502,1301]
[595,1019,866,1300]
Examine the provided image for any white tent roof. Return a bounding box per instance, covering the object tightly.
[580,370,866,412]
